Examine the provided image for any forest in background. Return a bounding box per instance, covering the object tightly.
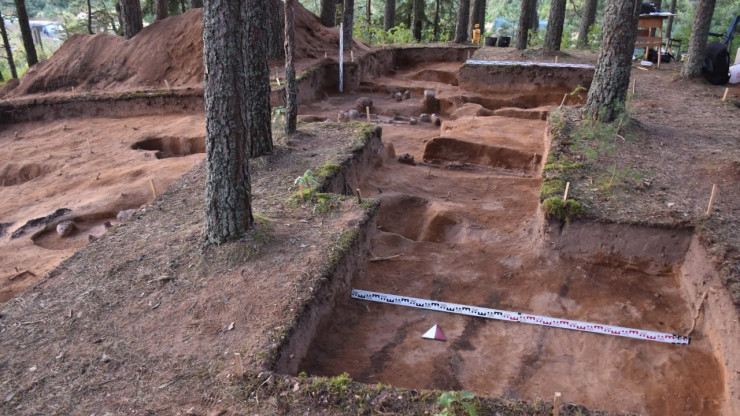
[0,0,739,81]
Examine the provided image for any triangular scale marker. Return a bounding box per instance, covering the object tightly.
[422,324,447,341]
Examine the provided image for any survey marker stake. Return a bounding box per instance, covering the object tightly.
[422,324,447,341]
[351,289,690,345]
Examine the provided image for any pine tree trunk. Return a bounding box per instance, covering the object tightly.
[285,0,298,134]
[248,0,274,156]
[529,0,538,33]
[343,0,355,50]
[269,0,285,60]
[432,0,440,40]
[321,0,337,27]
[544,0,566,51]
[577,0,598,47]
[0,10,17,78]
[584,0,640,122]
[87,0,93,34]
[454,0,470,43]
[384,0,395,31]
[156,0,169,20]
[682,0,716,78]
[14,0,37,66]
[469,0,485,33]
[191,0,203,7]
[366,0,371,25]
[665,0,676,39]
[120,0,143,39]
[203,0,255,243]
[516,0,534,50]
[412,0,423,41]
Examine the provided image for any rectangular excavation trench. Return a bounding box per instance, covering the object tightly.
[273,59,735,416]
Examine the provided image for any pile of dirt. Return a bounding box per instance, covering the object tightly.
[0,4,370,99]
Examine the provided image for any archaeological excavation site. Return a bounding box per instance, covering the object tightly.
[1,4,738,416]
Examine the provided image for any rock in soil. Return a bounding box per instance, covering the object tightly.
[355,97,373,112]
[419,113,431,122]
[56,220,76,237]
[398,153,415,165]
[421,89,440,114]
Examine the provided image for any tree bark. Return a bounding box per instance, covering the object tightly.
[469,0,486,34]
[412,0,423,41]
[384,0,395,31]
[584,0,640,122]
[268,0,285,60]
[14,0,37,66]
[366,0,371,25]
[285,0,298,134]
[665,0,676,39]
[87,0,93,34]
[202,0,254,243]
[321,0,337,27]
[682,0,717,78]
[248,0,274,156]
[342,0,355,50]
[544,0,566,51]
[577,0,598,47]
[454,0,470,43]
[432,0,440,40]
[156,0,169,20]
[529,0,538,33]
[0,10,17,78]
[191,0,203,7]
[516,0,535,50]
[120,0,143,39]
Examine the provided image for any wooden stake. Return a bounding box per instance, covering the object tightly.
[706,184,717,216]
[366,106,371,123]
[722,87,729,101]
[356,188,362,204]
[325,52,327,59]
[234,353,244,379]
[351,50,354,62]
[632,79,636,95]
[559,94,568,108]
[562,182,571,204]
[553,392,562,416]
[149,179,158,198]
[275,76,281,86]
[86,138,93,153]
[555,56,559,63]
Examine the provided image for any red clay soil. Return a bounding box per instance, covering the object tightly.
[0,3,370,100]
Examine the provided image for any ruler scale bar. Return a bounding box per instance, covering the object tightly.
[351,289,690,345]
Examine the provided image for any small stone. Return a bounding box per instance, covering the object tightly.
[56,221,76,237]
[116,209,136,222]
[419,113,431,122]
[324,118,333,123]
[404,90,411,99]
[29,366,37,372]
[348,109,361,119]
[338,111,350,122]
[666,202,675,208]
[409,118,417,125]
[101,353,111,363]
[394,92,403,102]
[398,153,415,165]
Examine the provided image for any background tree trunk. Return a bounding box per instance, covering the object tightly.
[412,0,423,41]
[577,0,598,47]
[0,10,17,78]
[544,0,566,51]
[285,0,298,134]
[432,0,440,40]
[191,0,203,8]
[665,0,677,39]
[248,0,274,156]
[584,0,640,122]
[203,0,254,243]
[516,0,535,50]
[653,0,662,10]
[469,0,486,34]
[682,0,716,78]
[14,0,37,66]
[321,0,337,27]
[269,0,285,59]
[343,0,355,50]
[155,0,169,20]
[87,0,93,34]
[529,0,538,33]
[454,0,470,43]
[384,0,395,31]
[120,0,143,39]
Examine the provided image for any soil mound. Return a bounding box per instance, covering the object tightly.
[0,4,369,99]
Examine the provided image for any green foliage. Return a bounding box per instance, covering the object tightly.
[436,390,477,416]
[571,106,631,162]
[542,197,587,223]
[328,372,352,395]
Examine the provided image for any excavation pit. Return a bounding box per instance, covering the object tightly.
[131,136,206,159]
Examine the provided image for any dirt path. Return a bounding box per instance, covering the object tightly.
[298,63,723,415]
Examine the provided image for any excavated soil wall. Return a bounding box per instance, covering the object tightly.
[458,61,595,95]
